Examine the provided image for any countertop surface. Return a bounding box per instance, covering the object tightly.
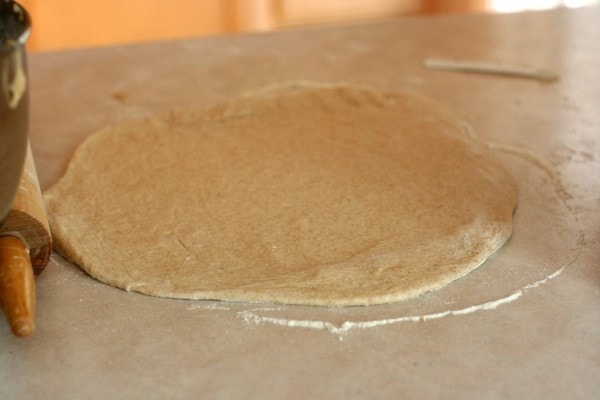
[1,7,599,399]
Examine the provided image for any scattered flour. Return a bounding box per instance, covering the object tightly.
[234,259,573,338]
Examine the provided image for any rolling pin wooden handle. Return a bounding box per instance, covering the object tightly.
[0,235,34,337]
[0,142,51,338]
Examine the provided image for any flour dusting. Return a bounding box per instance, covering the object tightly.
[236,261,572,337]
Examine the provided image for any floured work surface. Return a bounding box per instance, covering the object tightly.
[4,9,600,400]
[44,83,517,306]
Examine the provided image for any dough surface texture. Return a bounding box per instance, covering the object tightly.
[45,83,517,306]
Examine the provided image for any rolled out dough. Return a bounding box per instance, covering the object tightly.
[44,83,517,306]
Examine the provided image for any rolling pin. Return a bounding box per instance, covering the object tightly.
[0,142,51,337]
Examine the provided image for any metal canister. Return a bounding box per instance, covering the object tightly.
[0,0,30,222]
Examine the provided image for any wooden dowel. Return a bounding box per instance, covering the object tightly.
[423,57,559,82]
[0,235,35,337]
